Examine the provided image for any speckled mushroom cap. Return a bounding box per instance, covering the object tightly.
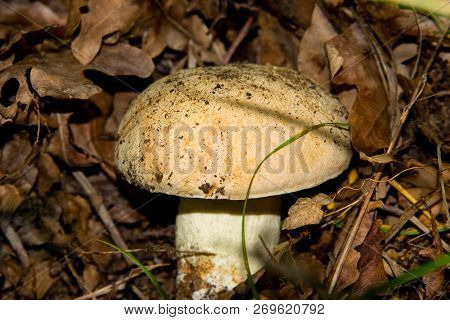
[115,64,352,200]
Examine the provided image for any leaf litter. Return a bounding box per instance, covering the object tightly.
[0,0,449,300]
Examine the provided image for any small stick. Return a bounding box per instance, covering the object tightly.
[64,255,93,296]
[75,263,168,300]
[384,191,438,243]
[2,224,31,268]
[328,24,449,294]
[222,16,254,65]
[73,171,129,252]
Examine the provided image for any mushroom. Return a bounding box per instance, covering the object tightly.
[115,64,352,299]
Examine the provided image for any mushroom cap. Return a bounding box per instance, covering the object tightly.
[115,64,352,200]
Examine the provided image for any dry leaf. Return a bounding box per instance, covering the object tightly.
[261,0,315,30]
[359,152,395,164]
[0,2,64,32]
[332,211,375,292]
[37,152,61,195]
[65,0,88,36]
[71,0,142,64]
[298,4,337,88]
[0,184,23,214]
[30,51,101,99]
[326,23,391,154]
[351,219,388,296]
[256,10,299,68]
[282,197,324,230]
[87,42,154,78]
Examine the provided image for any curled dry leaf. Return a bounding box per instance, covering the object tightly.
[326,23,391,154]
[65,0,88,36]
[30,51,101,100]
[359,152,395,164]
[282,197,325,230]
[71,0,142,65]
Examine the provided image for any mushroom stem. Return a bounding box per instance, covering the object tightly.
[175,196,281,299]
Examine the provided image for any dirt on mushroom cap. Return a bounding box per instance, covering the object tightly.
[115,63,352,200]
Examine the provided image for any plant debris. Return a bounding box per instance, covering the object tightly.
[0,0,448,300]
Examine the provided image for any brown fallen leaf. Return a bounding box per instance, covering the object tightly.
[0,1,64,33]
[36,152,61,195]
[298,4,338,88]
[0,184,23,214]
[261,0,315,31]
[142,1,211,59]
[359,152,395,164]
[351,219,388,297]
[30,51,101,100]
[87,42,154,78]
[255,9,299,68]
[71,0,142,65]
[330,211,375,292]
[282,197,325,230]
[326,23,391,154]
[82,263,101,292]
[187,0,222,20]
[46,114,99,167]
[65,0,88,36]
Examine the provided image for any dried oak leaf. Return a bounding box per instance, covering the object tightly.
[47,114,99,167]
[282,197,326,230]
[65,0,88,36]
[71,0,142,65]
[30,51,101,99]
[331,211,375,292]
[326,23,391,154]
[298,4,338,89]
[351,219,388,297]
[86,42,154,77]
[0,57,39,120]
[0,2,64,33]
[142,0,211,58]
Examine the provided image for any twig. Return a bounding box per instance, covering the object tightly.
[328,23,449,294]
[222,16,254,65]
[411,7,423,79]
[384,190,439,243]
[73,171,129,252]
[75,263,168,300]
[64,255,93,296]
[2,224,31,268]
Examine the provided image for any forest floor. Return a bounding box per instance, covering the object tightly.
[0,0,449,299]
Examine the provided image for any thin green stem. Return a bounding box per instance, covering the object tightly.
[242,122,350,299]
[99,240,170,299]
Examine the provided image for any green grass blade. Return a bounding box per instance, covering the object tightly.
[241,122,350,299]
[359,253,450,299]
[99,240,170,299]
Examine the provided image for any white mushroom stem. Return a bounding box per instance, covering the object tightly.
[175,196,281,299]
